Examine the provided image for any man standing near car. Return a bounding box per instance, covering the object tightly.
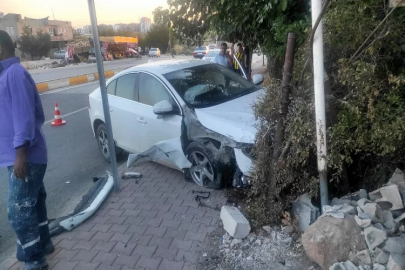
[215,42,233,69]
[0,30,53,270]
[243,42,251,80]
[231,42,244,75]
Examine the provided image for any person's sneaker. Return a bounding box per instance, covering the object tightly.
[24,258,49,270]
[43,241,55,255]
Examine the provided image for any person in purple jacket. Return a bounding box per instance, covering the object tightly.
[0,30,54,270]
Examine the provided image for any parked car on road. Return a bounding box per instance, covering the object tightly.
[54,50,67,59]
[193,46,209,59]
[148,48,161,57]
[88,60,264,189]
[202,49,220,63]
[208,44,217,49]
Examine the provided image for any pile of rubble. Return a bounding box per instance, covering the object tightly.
[301,169,405,270]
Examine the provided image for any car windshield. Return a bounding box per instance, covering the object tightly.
[164,64,260,108]
[205,50,219,57]
[196,46,207,51]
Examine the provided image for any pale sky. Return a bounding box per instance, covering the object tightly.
[2,0,168,27]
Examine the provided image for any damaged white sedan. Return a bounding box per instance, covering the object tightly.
[89,60,264,189]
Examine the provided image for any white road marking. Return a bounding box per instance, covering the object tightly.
[45,107,89,124]
[39,81,99,95]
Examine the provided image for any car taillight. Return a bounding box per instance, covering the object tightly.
[193,52,196,55]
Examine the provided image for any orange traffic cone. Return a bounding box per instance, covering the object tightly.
[51,103,66,126]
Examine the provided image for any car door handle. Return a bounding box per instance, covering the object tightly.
[137,117,147,124]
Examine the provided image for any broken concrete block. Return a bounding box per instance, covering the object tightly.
[372,263,385,270]
[330,261,359,270]
[230,238,243,247]
[382,210,395,230]
[395,213,405,223]
[358,207,372,220]
[382,237,405,255]
[342,189,369,201]
[282,225,294,234]
[364,226,387,250]
[376,201,394,211]
[302,216,366,269]
[220,206,251,239]
[355,215,372,228]
[370,189,383,201]
[363,203,384,222]
[387,253,405,270]
[357,250,372,265]
[388,169,405,186]
[358,199,371,210]
[379,185,404,211]
[374,248,389,265]
[374,223,386,231]
[292,194,320,232]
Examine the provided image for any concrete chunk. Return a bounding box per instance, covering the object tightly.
[355,215,372,228]
[357,250,372,265]
[387,254,405,270]
[372,263,385,270]
[330,261,359,270]
[379,185,404,211]
[363,203,384,222]
[382,237,405,255]
[388,169,405,185]
[374,248,389,265]
[220,206,251,239]
[292,194,320,232]
[364,226,387,250]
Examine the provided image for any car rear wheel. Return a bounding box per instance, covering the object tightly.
[96,123,122,161]
[185,141,224,189]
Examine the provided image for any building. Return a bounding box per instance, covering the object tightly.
[0,13,73,42]
[140,17,151,33]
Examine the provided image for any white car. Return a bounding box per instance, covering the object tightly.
[202,49,220,62]
[88,60,264,189]
[148,48,160,57]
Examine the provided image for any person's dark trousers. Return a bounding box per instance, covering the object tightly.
[7,163,50,263]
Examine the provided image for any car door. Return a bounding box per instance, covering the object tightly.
[107,73,142,153]
[135,72,182,152]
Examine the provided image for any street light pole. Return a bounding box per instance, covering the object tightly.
[87,0,120,192]
[311,0,329,210]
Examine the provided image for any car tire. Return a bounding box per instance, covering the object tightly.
[184,141,224,190]
[96,123,123,162]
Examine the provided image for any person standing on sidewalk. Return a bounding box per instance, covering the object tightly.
[243,42,251,80]
[0,30,54,270]
[215,42,233,69]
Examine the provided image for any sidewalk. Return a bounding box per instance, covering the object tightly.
[2,162,226,270]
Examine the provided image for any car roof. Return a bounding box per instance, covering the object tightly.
[123,59,212,75]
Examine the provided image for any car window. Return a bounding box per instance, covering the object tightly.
[205,51,219,57]
[196,46,207,50]
[139,73,174,107]
[115,74,137,101]
[107,79,117,95]
[164,64,260,108]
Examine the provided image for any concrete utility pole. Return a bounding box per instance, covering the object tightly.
[87,0,120,192]
[311,0,329,210]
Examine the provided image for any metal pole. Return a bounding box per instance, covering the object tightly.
[311,0,328,210]
[87,0,120,192]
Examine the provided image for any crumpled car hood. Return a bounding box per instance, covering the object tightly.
[194,89,264,144]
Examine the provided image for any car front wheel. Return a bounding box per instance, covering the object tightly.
[185,141,224,189]
[96,123,122,161]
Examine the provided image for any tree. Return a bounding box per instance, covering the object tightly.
[143,24,170,53]
[18,26,52,59]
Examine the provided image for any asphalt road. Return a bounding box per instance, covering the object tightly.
[0,82,128,260]
[29,55,176,83]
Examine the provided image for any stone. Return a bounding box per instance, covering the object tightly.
[388,169,405,186]
[262,226,271,233]
[382,237,405,255]
[369,190,383,202]
[220,206,251,239]
[263,238,271,244]
[374,223,385,231]
[364,226,387,250]
[282,237,293,245]
[387,254,405,270]
[255,239,262,245]
[247,233,256,243]
[308,266,315,270]
[372,264,385,270]
[357,250,372,265]
[358,199,371,209]
[383,210,395,230]
[376,201,394,211]
[342,189,369,201]
[329,261,359,270]
[355,215,372,228]
[282,225,294,234]
[247,256,253,260]
[292,194,320,232]
[374,249,389,265]
[271,231,277,241]
[395,213,405,223]
[363,203,384,222]
[302,215,366,269]
[378,185,404,211]
[358,207,372,220]
[230,239,243,247]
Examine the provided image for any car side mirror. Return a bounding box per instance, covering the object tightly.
[252,74,264,85]
[153,100,174,115]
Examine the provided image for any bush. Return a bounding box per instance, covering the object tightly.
[18,26,52,59]
[247,0,405,225]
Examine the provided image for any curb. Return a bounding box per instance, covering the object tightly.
[35,68,125,93]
